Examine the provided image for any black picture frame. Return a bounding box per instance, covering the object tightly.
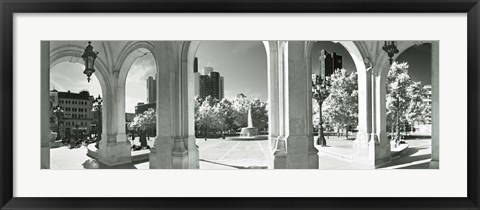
[1,0,479,209]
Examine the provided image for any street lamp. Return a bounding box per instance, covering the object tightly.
[383,41,401,146]
[382,41,399,65]
[312,74,331,146]
[82,41,99,83]
[93,95,103,140]
[53,105,64,140]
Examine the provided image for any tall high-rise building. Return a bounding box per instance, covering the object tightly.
[196,67,224,100]
[194,57,199,73]
[146,75,156,104]
[193,57,201,97]
[219,76,224,99]
[319,49,343,79]
[194,72,201,97]
[202,66,214,75]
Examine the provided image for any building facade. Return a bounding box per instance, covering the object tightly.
[50,89,94,139]
[135,102,156,114]
[197,66,224,100]
[146,75,156,104]
[414,85,433,134]
[319,49,343,79]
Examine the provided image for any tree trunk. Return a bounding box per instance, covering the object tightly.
[395,96,401,147]
[390,123,395,141]
[395,111,400,146]
[204,126,208,141]
[345,126,349,140]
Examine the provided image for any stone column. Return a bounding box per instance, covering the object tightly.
[353,60,373,166]
[149,42,180,169]
[41,41,50,169]
[172,42,189,169]
[115,84,128,143]
[185,47,199,169]
[373,72,391,166]
[305,41,319,169]
[270,41,288,169]
[98,81,132,166]
[284,41,314,169]
[264,41,286,169]
[367,71,380,164]
[430,41,439,169]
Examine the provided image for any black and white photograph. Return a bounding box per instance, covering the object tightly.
[3,2,478,208]
[42,40,439,170]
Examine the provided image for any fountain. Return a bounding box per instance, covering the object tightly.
[229,106,267,140]
[240,108,258,137]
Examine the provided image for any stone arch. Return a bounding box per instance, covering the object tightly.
[114,42,158,159]
[377,41,439,168]
[178,41,271,169]
[305,41,371,164]
[49,48,112,138]
[378,41,435,139]
[117,41,157,89]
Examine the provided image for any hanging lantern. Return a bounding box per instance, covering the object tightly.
[82,41,99,82]
[382,41,400,65]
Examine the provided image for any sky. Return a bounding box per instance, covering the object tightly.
[196,41,267,101]
[396,43,432,85]
[125,54,156,113]
[50,41,432,113]
[50,62,102,98]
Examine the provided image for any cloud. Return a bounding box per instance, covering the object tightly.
[50,62,102,97]
[125,54,156,113]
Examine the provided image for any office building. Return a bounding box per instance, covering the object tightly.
[146,75,157,104]
[49,89,94,138]
[198,67,224,100]
[135,102,156,115]
[319,49,343,79]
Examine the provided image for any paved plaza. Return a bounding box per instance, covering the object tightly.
[50,136,432,170]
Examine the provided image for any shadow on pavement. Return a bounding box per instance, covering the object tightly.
[401,146,429,157]
[396,161,431,169]
[379,147,431,169]
[199,159,267,169]
[83,159,138,169]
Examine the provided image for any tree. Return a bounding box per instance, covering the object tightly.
[195,96,219,138]
[128,108,156,147]
[316,69,358,139]
[250,98,269,131]
[386,62,428,146]
[193,94,269,139]
[231,94,250,131]
[213,98,234,138]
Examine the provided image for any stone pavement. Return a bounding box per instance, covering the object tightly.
[378,139,432,169]
[49,136,432,169]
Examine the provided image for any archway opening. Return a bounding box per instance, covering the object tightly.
[193,41,270,169]
[49,61,103,169]
[309,41,363,168]
[124,49,158,154]
[381,43,434,169]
